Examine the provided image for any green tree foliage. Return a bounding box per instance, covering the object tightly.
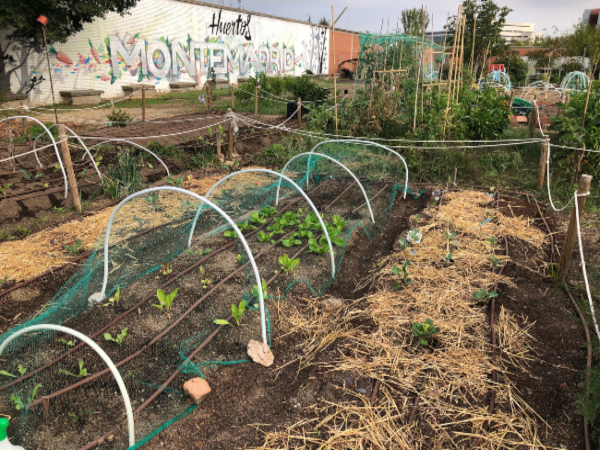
[401,8,430,37]
[319,17,330,26]
[493,51,530,85]
[0,0,138,44]
[525,49,551,68]
[445,0,511,64]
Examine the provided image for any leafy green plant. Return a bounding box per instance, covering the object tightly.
[252,280,268,300]
[35,172,45,179]
[64,239,83,254]
[236,221,255,233]
[104,327,128,345]
[281,232,302,247]
[161,262,172,275]
[224,230,238,239]
[214,300,247,327]
[412,319,440,347]
[59,338,76,347]
[308,235,331,254]
[20,169,33,180]
[103,286,121,307]
[472,288,498,303]
[9,384,42,411]
[103,151,143,199]
[407,229,423,244]
[236,254,243,264]
[59,359,88,378]
[279,253,300,274]
[15,225,30,237]
[106,108,133,127]
[250,211,267,225]
[0,275,8,285]
[154,288,178,311]
[184,248,212,257]
[391,261,413,289]
[257,230,275,244]
[166,176,184,188]
[69,412,79,423]
[443,252,453,263]
[489,254,502,269]
[259,206,277,217]
[0,183,11,199]
[145,193,160,211]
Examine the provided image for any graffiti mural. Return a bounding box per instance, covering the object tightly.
[1,0,329,103]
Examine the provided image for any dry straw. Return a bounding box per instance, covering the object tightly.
[251,191,549,449]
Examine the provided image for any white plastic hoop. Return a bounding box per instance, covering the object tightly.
[276,152,375,223]
[188,169,336,277]
[309,139,410,199]
[0,324,135,447]
[33,124,102,179]
[0,116,68,198]
[93,186,266,344]
[86,140,170,176]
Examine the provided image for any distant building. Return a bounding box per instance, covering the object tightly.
[428,21,541,46]
[582,9,600,26]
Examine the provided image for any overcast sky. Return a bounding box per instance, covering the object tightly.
[204,0,597,35]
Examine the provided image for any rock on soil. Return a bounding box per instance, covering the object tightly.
[183,377,212,404]
[247,340,274,367]
[321,297,344,312]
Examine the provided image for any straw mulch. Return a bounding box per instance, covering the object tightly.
[0,167,273,282]
[251,191,549,449]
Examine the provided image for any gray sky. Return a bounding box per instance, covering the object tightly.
[204,0,597,35]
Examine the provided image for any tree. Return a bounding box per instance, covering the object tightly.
[401,8,429,37]
[319,16,330,26]
[444,0,511,67]
[0,0,138,45]
[493,51,529,85]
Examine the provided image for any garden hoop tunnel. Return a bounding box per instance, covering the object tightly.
[309,139,409,199]
[0,116,68,198]
[188,168,336,278]
[90,186,268,345]
[0,324,135,447]
[32,123,102,179]
[85,139,170,177]
[276,152,375,223]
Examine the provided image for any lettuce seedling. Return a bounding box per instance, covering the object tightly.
[443,252,453,263]
[166,176,184,188]
[214,300,247,327]
[64,239,83,254]
[473,288,498,304]
[412,319,440,346]
[236,221,255,233]
[59,338,75,347]
[259,206,277,217]
[154,288,178,311]
[59,359,88,378]
[331,215,346,231]
[279,254,300,274]
[257,230,275,244]
[184,248,212,257]
[407,229,423,244]
[281,232,302,247]
[10,384,42,411]
[161,262,172,275]
[103,286,120,307]
[250,211,266,225]
[252,280,268,300]
[224,230,238,239]
[104,328,128,345]
[489,254,502,269]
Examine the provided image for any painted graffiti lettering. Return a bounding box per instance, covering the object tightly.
[209,10,252,41]
[109,37,295,79]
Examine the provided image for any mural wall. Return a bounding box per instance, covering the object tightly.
[0,0,330,104]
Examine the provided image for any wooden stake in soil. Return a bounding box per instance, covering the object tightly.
[20,103,27,133]
[7,121,14,172]
[297,97,302,128]
[254,81,258,115]
[227,108,233,161]
[558,174,593,280]
[215,128,223,162]
[141,87,146,122]
[230,84,235,109]
[58,124,82,213]
[537,136,550,189]
[529,100,537,139]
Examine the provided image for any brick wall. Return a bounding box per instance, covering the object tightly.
[329,30,360,74]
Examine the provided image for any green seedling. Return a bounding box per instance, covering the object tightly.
[16,225,30,237]
[250,211,266,225]
[9,384,42,411]
[35,172,45,179]
[161,262,172,275]
[0,370,15,378]
[489,254,502,269]
[0,275,8,285]
[134,215,144,230]
[331,214,346,231]
[257,230,275,244]
[69,412,79,423]
[80,168,88,178]
[487,236,497,247]
[59,338,76,347]
[59,359,88,378]
[223,230,238,239]
[184,248,212,257]
[17,364,26,376]
[279,253,300,275]
[0,183,12,199]
[407,229,423,244]
[236,221,255,233]
[391,261,413,290]
[154,288,178,311]
[64,239,83,254]
[214,299,247,327]
[412,319,440,347]
[166,176,184,188]
[397,236,408,251]
[252,279,268,300]
[145,193,160,211]
[104,327,128,345]
[473,288,498,304]
[236,254,243,264]
[326,227,346,246]
[103,286,121,307]
[444,230,457,241]
[308,235,331,254]
[443,252,453,263]
[54,164,62,173]
[53,206,64,214]
[259,206,276,217]
[20,169,33,180]
[201,278,213,289]
[281,233,302,247]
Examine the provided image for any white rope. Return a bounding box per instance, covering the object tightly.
[545,145,574,212]
[535,103,546,137]
[17,89,142,112]
[79,119,228,140]
[574,190,600,345]
[549,143,600,154]
[0,140,67,163]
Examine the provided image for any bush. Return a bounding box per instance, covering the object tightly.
[283,75,329,102]
[106,108,133,127]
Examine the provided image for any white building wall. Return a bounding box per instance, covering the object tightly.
[1,0,330,105]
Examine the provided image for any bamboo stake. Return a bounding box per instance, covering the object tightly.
[457,14,466,97]
[413,5,425,132]
[451,10,463,102]
[332,6,338,134]
[470,12,477,73]
[58,124,82,213]
[297,97,302,128]
[141,87,146,122]
[254,81,258,115]
[443,5,461,135]
[537,136,550,189]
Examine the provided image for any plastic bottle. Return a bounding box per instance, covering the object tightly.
[0,419,24,450]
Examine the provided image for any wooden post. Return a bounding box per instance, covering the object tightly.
[537,136,550,189]
[470,13,477,73]
[58,124,82,213]
[443,5,461,135]
[331,6,338,135]
[8,121,14,172]
[558,174,593,280]
[43,396,50,422]
[529,100,537,138]
[20,102,27,133]
[205,82,212,110]
[141,87,146,122]
[215,128,223,162]
[297,97,302,128]
[254,81,258,115]
[227,108,233,161]
[413,5,425,132]
[230,85,235,109]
